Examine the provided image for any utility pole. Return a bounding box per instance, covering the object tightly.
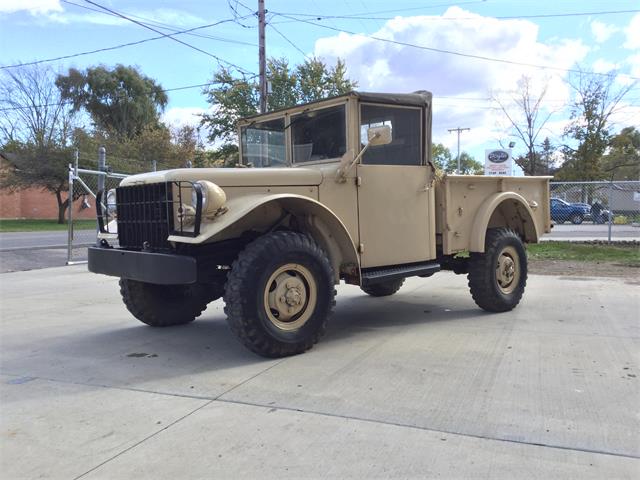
[448,127,470,174]
[258,0,267,113]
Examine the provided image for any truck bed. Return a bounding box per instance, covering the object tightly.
[434,175,551,254]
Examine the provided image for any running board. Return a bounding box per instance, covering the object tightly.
[361,262,441,286]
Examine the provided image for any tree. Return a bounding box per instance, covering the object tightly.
[71,124,201,174]
[431,143,482,174]
[56,65,168,138]
[0,65,74,149]
[601,127,640,180]
[201,57,357,145]
[556,72,635,181]
[432,143,452,171]
[447,152,483,175]
[539,137,555,175]
[493,76,554,176]
[0,65,77,223]
[1,145,76,223]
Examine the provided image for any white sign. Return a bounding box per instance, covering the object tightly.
[484,149,513,176]
[633,191,640,202]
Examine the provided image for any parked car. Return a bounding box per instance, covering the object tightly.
[550,198,590,224]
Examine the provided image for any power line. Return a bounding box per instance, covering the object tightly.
[82,0,253,75]
[268,23,309,59]
[0,76,258,113]
[0,18,256,71]
[61,0,257,47]
[271,0,488,23]
[272,13,640,81]
[273,8,640,22]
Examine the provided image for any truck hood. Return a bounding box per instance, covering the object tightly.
[120,167,324,188]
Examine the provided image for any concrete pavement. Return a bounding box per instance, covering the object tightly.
[1,267,639,479]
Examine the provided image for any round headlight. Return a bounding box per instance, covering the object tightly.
[106,189,117,216]
[192,181,226,216]
[191,185,207,212]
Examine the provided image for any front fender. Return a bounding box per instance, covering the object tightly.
[469,192,540,252]
[168,193,360,282]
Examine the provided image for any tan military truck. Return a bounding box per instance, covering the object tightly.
[89,91,551,357]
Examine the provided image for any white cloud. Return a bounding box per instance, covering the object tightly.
[627,54,640,78]
[592,59,619,74]
[624,14,640,49]
[590,20,618,43]
[0,1,204,28]
[314,6,588,154]
[162,107,207,128]
[0,0,61,14]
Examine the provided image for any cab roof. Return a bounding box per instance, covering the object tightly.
[240,90,433,122]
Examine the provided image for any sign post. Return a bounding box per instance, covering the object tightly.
[484,149,513,176]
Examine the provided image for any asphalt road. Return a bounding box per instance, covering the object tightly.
[0,224,637,273]
[544,224,640,241]
[1,268,638,479]
[0,229,95,250]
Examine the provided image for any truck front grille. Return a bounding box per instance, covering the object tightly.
[116,183,174,251]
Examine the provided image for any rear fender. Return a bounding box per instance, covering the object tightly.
[470,192,540,252]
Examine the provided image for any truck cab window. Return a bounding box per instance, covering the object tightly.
[241,117,286,167]
[291,105,346,163]
[360,104,422,166]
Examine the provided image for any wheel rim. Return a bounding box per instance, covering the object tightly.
[495,246,520,294]
[263,263,317,331]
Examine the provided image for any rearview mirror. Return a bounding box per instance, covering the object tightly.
[367,125,392,146]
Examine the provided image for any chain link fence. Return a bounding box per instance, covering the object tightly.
[67,165,127,264]
[549,181,640,241]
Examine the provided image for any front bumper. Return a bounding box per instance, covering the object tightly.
[88,247,197,285]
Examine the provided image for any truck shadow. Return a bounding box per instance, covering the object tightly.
[39,291,481,366]
[4,291,486,398]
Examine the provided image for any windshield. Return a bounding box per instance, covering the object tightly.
[240,104,347,167]
[291,105,346,163]
[241,117,286,167]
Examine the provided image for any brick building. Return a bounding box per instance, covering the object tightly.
[0,152,95,220]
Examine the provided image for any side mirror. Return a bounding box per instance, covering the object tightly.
[367,125,392,146]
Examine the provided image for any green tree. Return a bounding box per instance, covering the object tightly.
[557,72,635,181]
[539,137,555,175]
[601,127,640,180]
[446,152,483,175]
[56,65,168,138]
[201,57,357,146]
[71,124,201,174]
[431,143,482,174]
[432,143,452,171]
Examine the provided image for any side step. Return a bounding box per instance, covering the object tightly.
[361,261,441,286]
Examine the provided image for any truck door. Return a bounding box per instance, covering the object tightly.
[356,104,434,268]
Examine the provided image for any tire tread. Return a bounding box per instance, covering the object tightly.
[224,231,335,358]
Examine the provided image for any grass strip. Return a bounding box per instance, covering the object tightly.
[528,241,640,266]
[0,219,97,232]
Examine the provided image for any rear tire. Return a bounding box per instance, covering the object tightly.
[467,228,527,313]
[224,231,336,358]
[361,278,405,297]
[119,279,210,327]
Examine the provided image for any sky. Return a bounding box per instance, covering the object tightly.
[1,0,639,166]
